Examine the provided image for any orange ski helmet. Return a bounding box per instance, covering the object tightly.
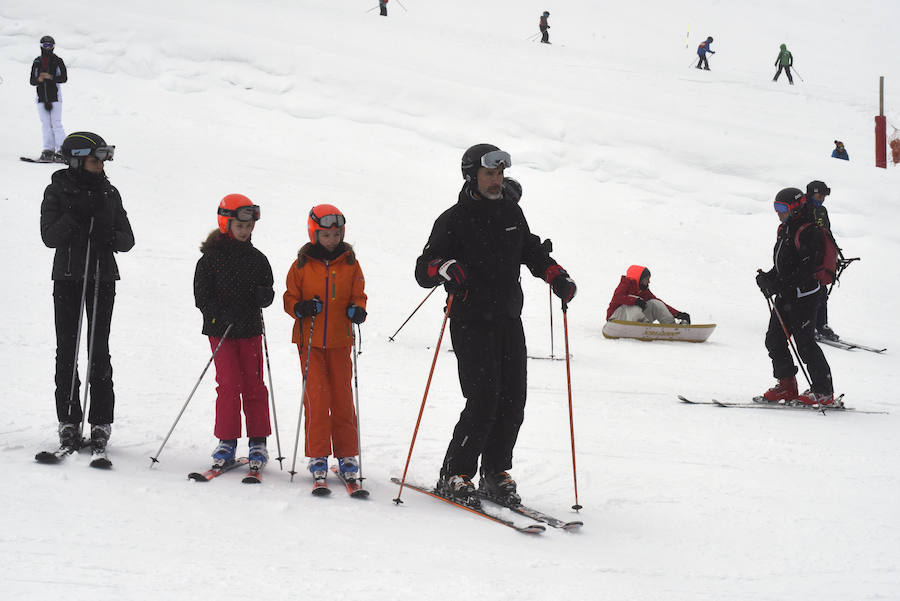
[217,193,260,234]
[308,203,346,244]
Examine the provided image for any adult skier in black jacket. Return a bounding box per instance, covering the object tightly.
[39,132,135,454]
[755,188,834,406]
[415,143,577,507]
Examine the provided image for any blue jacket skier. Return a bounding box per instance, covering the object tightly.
[696,37,714,70]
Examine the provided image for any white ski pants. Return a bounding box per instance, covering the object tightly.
[37,102,65,152]
[609,299,675,324]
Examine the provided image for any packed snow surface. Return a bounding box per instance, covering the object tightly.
[2,1,899,599]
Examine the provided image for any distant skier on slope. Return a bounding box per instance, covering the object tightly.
[755,188,835,406]
[832,140,849,160]
[414,143,576,508]
[696,36,714,70]
[606,265,690,324]
[773,43,794,84]
[193,194,274,471]
[39,132,134,458]
[539,11,551,44]
[379,0,388,17]
[29,35,68,162]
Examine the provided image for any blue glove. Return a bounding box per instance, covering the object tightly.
[294,297,322,318]
[347,304,367,324]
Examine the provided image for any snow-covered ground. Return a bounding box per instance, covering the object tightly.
[2,1,899,599]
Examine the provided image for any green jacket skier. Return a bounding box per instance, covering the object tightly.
[773,44,794,85]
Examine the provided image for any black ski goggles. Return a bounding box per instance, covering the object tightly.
[218,205,261,222]
[480,150,512,169]
[41,42,55,49]
[310,211,346,228]
[70,146,116,161]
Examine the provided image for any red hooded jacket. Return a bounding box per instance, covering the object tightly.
[606,265,680,320]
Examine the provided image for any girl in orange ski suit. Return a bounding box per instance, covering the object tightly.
[283,224,366,461]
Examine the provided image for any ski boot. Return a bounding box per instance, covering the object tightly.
[437,474,480,508]
[797,390,837,407]
[90,424,111,452]
[308,456,328,478]
[756,376,798,404]
[817,325,840,342]
[39,149,55,163]
[58,422,79,451]
[211,439,237,468]
[248,438,268,470]
[337,456,360,482]
[478,471,522,506]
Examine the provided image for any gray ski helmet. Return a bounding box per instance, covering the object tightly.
[61,132,114,171]
[461,143,501,182]
[40,35,55,47]
[543,11,550,16]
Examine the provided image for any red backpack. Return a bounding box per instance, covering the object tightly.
[795,223,838,285]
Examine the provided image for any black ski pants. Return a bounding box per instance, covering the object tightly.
[441,317,527,480]
[765,292,832,394]
[697,55,709,69]
[815,288,829,331]
[53,279,117,425]
[774,65,793,84]
[540,29,549,44]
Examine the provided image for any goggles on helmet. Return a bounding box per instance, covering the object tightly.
[774,200,800,214]
[218,205,261,221]
[41,42,55,49]
[480,150,512,170]
[309,211,346,228]
[70,145,116,161]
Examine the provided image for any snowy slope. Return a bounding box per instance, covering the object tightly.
[1,1,899,599]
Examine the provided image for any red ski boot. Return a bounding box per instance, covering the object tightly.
[797,390,836,407]
[756,376,798,403]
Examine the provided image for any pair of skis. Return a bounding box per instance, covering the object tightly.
[391,477,582,535]
[35,444,112,469]
[311,466,370,498]
[677,395,888,415]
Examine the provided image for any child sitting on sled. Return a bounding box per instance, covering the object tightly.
[606,265,690,324]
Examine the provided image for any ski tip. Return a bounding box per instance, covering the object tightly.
[563,521,585,531]
[311,486,332,496]
[351,489,371,499]
[187,473,208,482]
[90,459,113,469]
[519,524,546,534]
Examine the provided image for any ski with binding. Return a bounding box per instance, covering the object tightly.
[678,395,888,415]
[188,457,250,481]
[90,449,112,469]
[242,461,263,484]
[478,493,582,530]
[330,465,370,498]
[816,337,886,353]
[391,477,545,534]
[35,445,78,464]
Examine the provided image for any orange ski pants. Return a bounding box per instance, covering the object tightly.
[298,344,358,458]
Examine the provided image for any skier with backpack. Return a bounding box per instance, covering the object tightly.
[805,180,841,342]
[755,188,835,406]
[696,36,714,70]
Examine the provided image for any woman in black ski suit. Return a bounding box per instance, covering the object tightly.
[39,132,134,450]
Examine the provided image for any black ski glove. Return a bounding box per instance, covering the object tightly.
[44,101,53,112]
[756,271,779,297]
[294,297,322,319]
[675,312,691,324]
[545,264,576,303]
[255,285,274,308]
[346,304,367,324]
[634,297,647,310]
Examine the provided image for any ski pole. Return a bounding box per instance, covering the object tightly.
[351,325,364,482]
[149,323,233,466]
[549,285,556,359]
[388,286,438,341]
[394,293,455,505]
[561,301,582,511]
[792,66,804,82]
[288,314,317,482]
[366,5,379,12]
[395,0,408,12]
[766,295,812,388]
[260,311,285,469]
[527,32,540,41]
[65,218,94,432]
[78,256,102,442]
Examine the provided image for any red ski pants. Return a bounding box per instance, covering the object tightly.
[210,336,271,440]
[298,345,358,458]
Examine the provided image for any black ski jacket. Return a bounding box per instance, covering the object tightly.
[763,205,825,299]
[415,183,557,321]
[30,53,67,103]
[194,231,275,339]
[40,169,135,282]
